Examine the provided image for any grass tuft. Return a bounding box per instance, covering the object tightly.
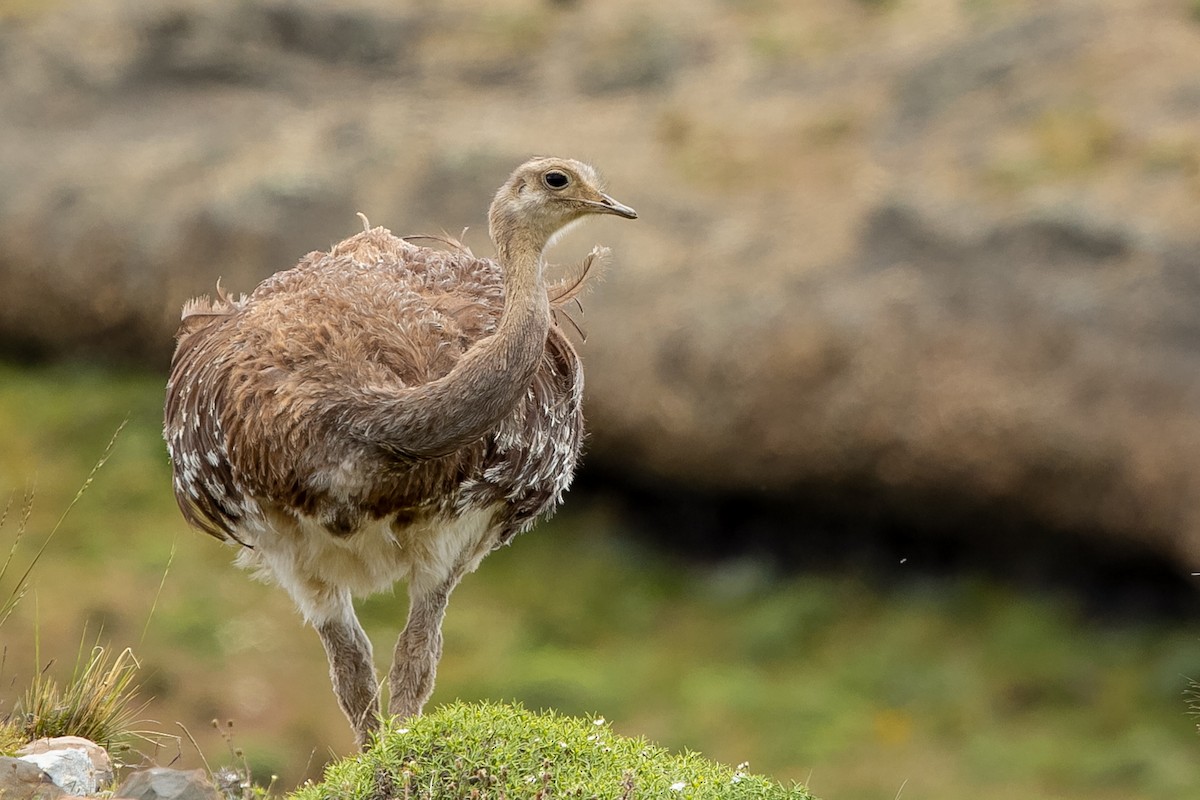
[292,701,815,800]
[0,718,24,755]
[14,637,147,748]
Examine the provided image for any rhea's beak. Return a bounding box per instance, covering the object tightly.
[591,192,638,220]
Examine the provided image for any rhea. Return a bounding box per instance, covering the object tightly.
[163,157,636,747]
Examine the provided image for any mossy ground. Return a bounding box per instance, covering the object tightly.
[292,702,813,800]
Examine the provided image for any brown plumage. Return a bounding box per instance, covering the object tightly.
[163,157,636,747]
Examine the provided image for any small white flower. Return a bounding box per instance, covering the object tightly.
[593,717,606,726]
[670,781,687,791]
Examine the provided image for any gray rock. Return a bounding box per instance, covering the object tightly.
[16,736,115,791]
[0,756,65,800]
[115,767,221,800]
[17,750,95,797]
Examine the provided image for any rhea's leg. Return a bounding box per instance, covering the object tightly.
[314,598,380,749]
[387,576,456,720]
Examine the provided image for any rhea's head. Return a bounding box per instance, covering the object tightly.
[488,157,637,257]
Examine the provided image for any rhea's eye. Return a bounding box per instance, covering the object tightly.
[543,170,570,190]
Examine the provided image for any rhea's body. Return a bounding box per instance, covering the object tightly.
[168,229,582,613]
[164,157,636,746]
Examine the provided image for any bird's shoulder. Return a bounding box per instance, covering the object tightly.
[172,227,500,395]
[247,229,502,363]
[267,229,497,293]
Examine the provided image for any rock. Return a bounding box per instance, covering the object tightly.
[0,756,65,800]
[3,0,1200,572]
[16,736,115,791]
[115,767,221,800]
[17,750,96,797]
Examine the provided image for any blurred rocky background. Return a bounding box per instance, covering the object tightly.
[2,1,1200,798]
[4,0,1200,575]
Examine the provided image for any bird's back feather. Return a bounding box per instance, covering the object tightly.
[164,226,587,558]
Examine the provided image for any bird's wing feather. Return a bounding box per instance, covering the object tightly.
[164,293,251,543]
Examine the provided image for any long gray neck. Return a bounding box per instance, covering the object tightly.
[352,223,551,459]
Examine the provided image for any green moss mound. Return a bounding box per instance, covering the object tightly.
[291,701,815,800]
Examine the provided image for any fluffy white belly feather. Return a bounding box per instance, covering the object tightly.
[233,504,503,623]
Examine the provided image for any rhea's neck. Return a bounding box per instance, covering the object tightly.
[360,217,555,460]
[491,215,552,331]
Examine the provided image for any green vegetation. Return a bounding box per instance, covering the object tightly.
[294,702,813,800]
[0,721,22,756]
[0,360,1198,800]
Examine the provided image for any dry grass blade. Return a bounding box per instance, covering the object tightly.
[141,537,177,647]
[49,419,128,533]
[0,489,36,629]
[0,420,127,630]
